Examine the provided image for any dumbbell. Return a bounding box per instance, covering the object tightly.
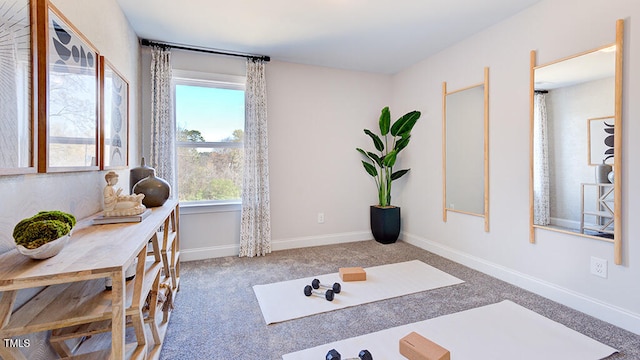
[303,285,334,301]
[311,278,341,294]
[326,348,373,360]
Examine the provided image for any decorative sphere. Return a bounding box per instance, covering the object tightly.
[607,171,614,184]
[133,174,170,207]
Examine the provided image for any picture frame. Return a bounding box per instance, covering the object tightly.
[39,2,100,172]
[0,0,38,175]
[587,116,615,166]
[100,57,129,169]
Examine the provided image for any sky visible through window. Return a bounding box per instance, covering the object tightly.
[175,84,244,142]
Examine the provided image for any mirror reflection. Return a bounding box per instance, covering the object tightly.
[443,67,489,231]
[532,47,616,239]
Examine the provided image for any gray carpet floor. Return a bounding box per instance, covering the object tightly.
[159,240,640,359]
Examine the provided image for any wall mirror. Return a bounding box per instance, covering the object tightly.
[442,67,490,232]
[529,20,623,264]
[0,0,37,175]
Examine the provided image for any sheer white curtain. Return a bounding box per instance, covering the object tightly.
[150,46,176,195]
[533,92,550,225]
[239,58,271,257]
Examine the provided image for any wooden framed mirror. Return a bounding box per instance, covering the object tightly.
[442,67,490,232]
[529,20,623,265]
[0,0,38,175]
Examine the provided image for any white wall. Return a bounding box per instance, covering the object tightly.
[139,50,391,259]
[394,0,640,334]
[267,62,391,250]
[0,0,140,254]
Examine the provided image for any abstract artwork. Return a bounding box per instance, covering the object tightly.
[0,0,34,173]
[46,4,99,170]
[102,58,129,169]
[588,116,615,166]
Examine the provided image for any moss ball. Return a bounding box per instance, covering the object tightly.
[13,211,75,249]
[15,220,71,249]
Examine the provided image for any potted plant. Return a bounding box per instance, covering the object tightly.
[357,106,421,244]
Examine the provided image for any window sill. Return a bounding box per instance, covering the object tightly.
[179,201,241,215]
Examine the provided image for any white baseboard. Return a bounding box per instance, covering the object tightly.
[401,231,640,335]
[271,231,372,251]
[181,244,239,261]
[181,231,372,262]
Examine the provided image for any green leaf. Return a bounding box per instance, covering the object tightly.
[390,110,421,137]
[356,147,370,159]
[379,106,391,136]
[395,135,411,152]
[362,161,378,177]
[382,149,397,167]
[391,169,410,180]
[364,129,384,152]
[367,152,382,166]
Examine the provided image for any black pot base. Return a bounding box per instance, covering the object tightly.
[370,206,401,244]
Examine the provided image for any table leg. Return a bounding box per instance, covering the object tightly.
[0,291,17,328]
[0,344,28,360]
[111,270,125,359]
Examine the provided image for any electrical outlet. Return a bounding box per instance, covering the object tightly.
[317,212,325,224]
[590,257,608,279]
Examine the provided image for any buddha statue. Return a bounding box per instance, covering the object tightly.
[103,171,146,217]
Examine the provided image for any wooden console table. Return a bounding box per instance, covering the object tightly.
[0,199,180,359]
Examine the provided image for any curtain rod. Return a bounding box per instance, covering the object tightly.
[140,38,270,62]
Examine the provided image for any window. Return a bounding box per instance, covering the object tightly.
[174,72,245,204]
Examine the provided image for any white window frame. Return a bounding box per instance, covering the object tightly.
[173,70,246,212]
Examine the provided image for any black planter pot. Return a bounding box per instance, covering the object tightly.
[370,205,401,244]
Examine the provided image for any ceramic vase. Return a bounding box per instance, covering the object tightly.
[595,162,612,184]
[129,157,155,194]
[133,173,171,207]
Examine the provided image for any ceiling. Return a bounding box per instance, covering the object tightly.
[116,0,542,74]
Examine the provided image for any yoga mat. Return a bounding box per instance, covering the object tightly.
[282,300,618,360]
[253,260,464,324]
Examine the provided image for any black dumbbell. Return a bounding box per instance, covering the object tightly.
[303,285,334,301]
[312,278,341,294]
[326,348,373,360]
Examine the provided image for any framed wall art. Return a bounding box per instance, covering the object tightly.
[587,116,615,166]
[0,0,37,175]
[100,57,129,169]
[39,1,100,172]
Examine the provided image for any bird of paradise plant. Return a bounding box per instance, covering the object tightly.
[356,106,421,207]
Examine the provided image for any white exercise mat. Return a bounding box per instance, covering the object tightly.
[282,300,618,360]
[253,260,464,324]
